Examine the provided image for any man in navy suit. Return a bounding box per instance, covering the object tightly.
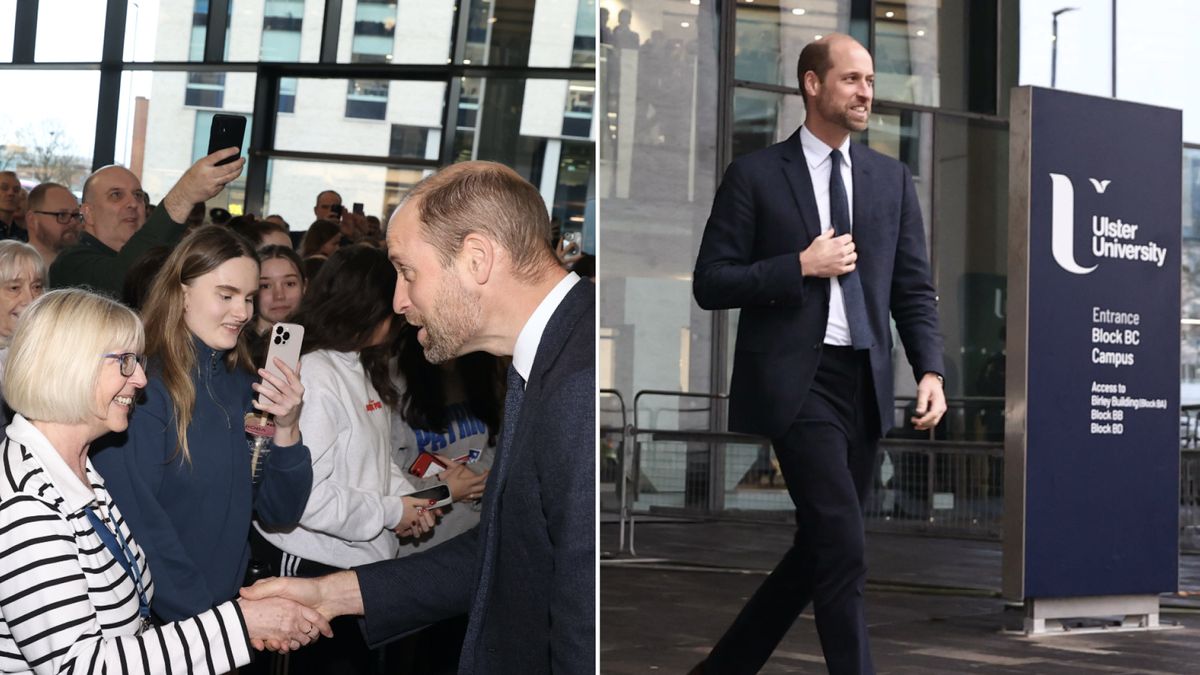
[243,161,595,674]
[692,34,946,674]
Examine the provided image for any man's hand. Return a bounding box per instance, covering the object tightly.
[241,571,365,650]
[160,147,246,223]
[556,239,583,269]
[440,462,489,503]
[237,595,333,653]
[799,229,856,278]
[911,372,947,430]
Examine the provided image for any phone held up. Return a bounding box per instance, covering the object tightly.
[207,114,247,166]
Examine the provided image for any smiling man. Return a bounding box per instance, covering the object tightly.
[50,149,244,298]
[692,34,946,674]
[242,161,596,674]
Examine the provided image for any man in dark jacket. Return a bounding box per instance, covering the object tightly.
[242,161,595,674]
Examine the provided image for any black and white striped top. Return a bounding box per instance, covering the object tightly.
[0,415,253,674]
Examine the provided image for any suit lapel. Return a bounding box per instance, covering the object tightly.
[850,142,872,238]
[779,131,823,242]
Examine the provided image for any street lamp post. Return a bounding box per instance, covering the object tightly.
[1052,7,1080,88]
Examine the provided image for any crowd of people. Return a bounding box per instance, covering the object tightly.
[0,152,595,674]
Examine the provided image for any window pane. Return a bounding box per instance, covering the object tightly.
[0,71,100,191]
[273,78,446,156]
[35,0,107,62]
[734,0,851,88]
[341,0,454,65]
[263,158,431,232]
[124,0,231,63]
[929,115,1007,440]
[730,87,805,160]
[1183,147,1200,405]
[0,1,14,63]
[118,70,255,212]
[599,0,719,408]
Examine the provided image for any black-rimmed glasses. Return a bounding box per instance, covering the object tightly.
[102,353,147,377]
[32,210,84,225]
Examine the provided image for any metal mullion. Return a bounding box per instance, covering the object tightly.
[92,0,128,170]
[320,0,342,63]
[263,149,439,169]
[12,0,37,63]
[244,67,280,217]
[204,0,230,64]
[439,0,471,164]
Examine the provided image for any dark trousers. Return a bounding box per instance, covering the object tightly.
[706,346,879,675]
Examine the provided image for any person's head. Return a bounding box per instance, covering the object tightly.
[314,189,342,222]
[387,160,559,363]
[294,244,399,405]
[0,171,21,220]
[797,34,873,137]
[81,165,148,252]
[0,241,47,344]
[25,183,82,257]
[299,219,341,258]
[256,245,306,329]
[258,221,292,249]
[142,226,259,462]
[4,288,146,437]
[618,8,631,26]
[264,214,290,231]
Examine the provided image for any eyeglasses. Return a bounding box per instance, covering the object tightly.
[32,210,84,225]
[102,352,147,377]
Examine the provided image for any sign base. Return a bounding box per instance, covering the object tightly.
[1013,595,1177,636]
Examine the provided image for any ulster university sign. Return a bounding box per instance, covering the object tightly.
[1004,87,1181,628]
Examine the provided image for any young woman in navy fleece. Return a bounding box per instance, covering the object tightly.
[92,226,313,622]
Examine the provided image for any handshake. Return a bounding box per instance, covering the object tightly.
[237,570,364,652]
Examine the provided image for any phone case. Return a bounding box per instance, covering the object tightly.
[259,322,304,405]
[208,114,247,166]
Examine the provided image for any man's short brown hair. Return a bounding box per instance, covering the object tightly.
[796,40,834,102]
[27,182,69,212]
[404,161,555,281]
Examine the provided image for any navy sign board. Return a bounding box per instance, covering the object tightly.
[1003,87,1180,604]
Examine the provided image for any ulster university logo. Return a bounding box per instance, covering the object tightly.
[1048,173,1168,275]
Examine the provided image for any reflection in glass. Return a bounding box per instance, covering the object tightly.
[1182,148,1200,405]
[733,0,850,89]
[265,159,432,232]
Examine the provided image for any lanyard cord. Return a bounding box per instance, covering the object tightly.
[84,505,151,622]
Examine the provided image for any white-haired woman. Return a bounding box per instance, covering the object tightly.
[0,239,45,423]
[0,289,329,674]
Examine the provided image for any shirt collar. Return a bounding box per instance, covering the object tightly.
[799,125,852,171]
[512,272,581,385]
[6,414,97,513]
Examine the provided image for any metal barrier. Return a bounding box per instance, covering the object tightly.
[603,389,1200,550]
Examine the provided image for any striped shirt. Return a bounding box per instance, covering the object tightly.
[0,415,253,674]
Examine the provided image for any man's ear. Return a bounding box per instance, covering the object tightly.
[461,232,494,285]
[803,70,821,99]
[80,202,96,230]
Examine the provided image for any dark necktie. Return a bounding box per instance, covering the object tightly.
[829,149,873,350]
[462,363,526,667]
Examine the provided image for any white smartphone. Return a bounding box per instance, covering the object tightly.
[258,322,304,406]
[406,483,453,510]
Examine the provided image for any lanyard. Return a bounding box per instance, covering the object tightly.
[84,505,151,628]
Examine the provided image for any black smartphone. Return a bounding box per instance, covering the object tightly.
[352,202,364,215]
[207,114,247,166]
[329,203,344,217]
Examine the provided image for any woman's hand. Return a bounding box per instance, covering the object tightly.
[439,462,489,503]
[252,358,305,446]
[238,595,332,653]
[393,496,439,538]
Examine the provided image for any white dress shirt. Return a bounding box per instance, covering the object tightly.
[513,272,581,385]
[799,125,854,347]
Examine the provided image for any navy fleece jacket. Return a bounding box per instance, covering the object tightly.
[92,340,313,621]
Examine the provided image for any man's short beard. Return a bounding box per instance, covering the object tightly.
[421,274,482,364]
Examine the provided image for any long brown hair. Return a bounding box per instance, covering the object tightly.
[142,225,259,463]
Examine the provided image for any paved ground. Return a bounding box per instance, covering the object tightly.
[601,518,1200,674]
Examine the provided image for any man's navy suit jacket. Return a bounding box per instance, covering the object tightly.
[694,130,944,439]
[355,278,596,674]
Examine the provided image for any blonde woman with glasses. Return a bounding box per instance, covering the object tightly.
[0,289,329,673]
